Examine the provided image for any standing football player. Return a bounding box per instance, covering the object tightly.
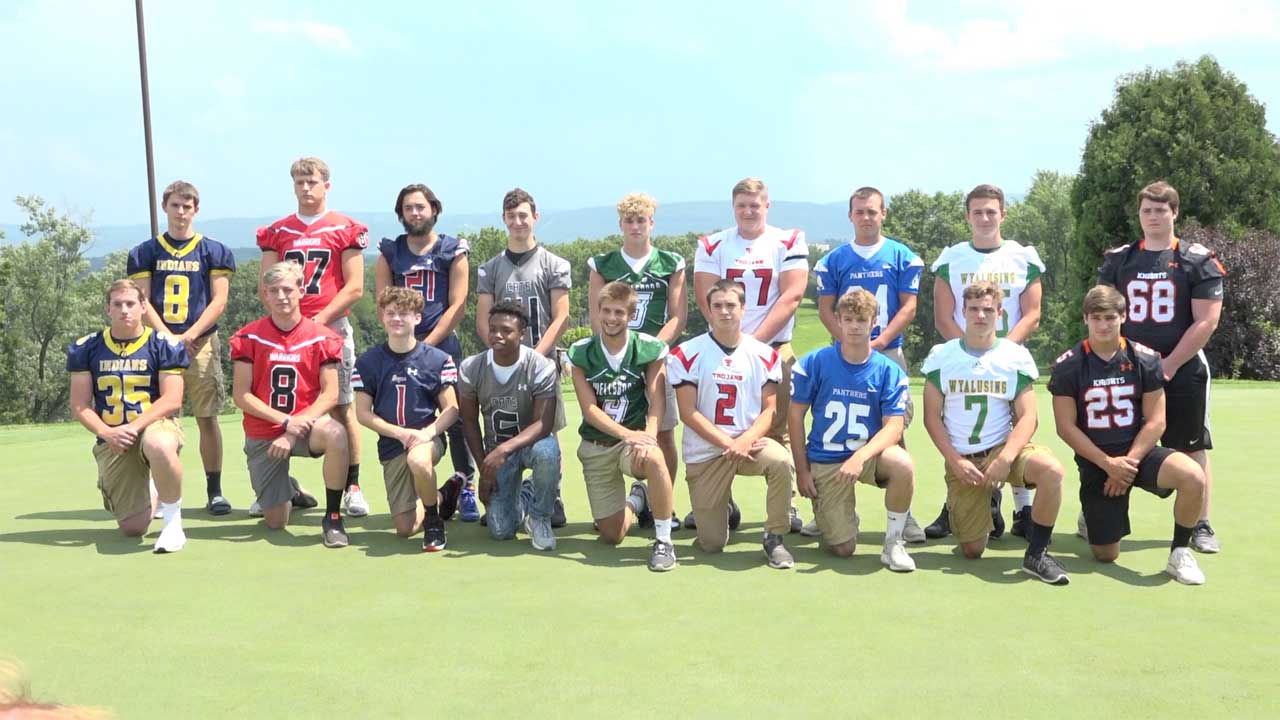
[67,280,189,552]
[1049,285,1207,584]
[1098,181,1224,554]
[127,180,236,515]
[256,157,369,518]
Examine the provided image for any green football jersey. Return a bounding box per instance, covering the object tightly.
[567,330,669,443]
[586,248,685,336]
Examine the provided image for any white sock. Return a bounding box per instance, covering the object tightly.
[1012,487,1033,511]
[886,510,908,540]
[160,500,182,527]
[654,517,673,544]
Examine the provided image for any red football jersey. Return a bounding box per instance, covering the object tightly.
[229,316,344,440]
[256,211,369,318]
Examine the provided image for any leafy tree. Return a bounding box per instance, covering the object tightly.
[1004,171,1079,363]
[882,189,969,361]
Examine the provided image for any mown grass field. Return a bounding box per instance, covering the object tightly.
[1,302,1277,718]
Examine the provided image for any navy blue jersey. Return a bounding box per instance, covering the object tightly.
[813,237,923,349]
[353,342,458,462]
[1048,338,1165,456]
[378,234,469,339]
[66,327,190,431]
[126,233,236,336]
[791,345,909,464]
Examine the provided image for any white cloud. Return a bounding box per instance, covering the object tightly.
[251,19,353,52]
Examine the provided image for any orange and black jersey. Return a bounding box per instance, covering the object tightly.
[1048,338,1164,455]
[1097,238,1225,356]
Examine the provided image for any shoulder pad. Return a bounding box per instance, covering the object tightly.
[1104,244,1130,255]
[74,332,96,347]
[1186,242,1211,256]
[1130,341,1158,357]
[1053,348,1075,365]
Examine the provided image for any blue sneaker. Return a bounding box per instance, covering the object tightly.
[458,476,480,523]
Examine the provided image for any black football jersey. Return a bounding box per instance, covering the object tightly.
[1097,238,1225,356]
[1049,338,1165,454]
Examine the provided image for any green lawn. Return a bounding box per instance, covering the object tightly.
[1,306,1277,717]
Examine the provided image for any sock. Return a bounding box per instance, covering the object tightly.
[206,471,222,498]
[424,502,440,520]
[654,517,673,544]
[1028,521,1054,555]
[886,510,908,540]
[1012,487,1033,511]
[626,485,647,514]
[325,488,343,516]
[159,500,182,527]
[346,465,360,491]
[1172,522,1195,550]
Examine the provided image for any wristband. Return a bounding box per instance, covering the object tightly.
[281,416,291,432]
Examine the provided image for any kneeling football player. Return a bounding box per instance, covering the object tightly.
[568,282,677,572]
[790,288,916,571]
[67,279,190,553]
[229,262,352,547]
[354,287,462,552]
[1049,285,1207,584]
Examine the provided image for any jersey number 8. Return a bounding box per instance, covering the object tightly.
[162,275,190,324]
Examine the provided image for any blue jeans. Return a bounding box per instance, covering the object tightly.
[487,436,561,540]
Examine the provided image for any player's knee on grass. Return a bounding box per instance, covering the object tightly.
[263,502,290,530]
[1091,543,1120,563]
[828,539,855,557]
[960,539,986,559]
[596,510,628,544]
[393,510,418,538]
[118,507,151,537]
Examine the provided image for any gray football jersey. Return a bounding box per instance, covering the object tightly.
[477,245,571,348]
[458,346,560,453]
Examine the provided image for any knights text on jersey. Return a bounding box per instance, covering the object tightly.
[256,211,369,319]
[476,246,571,349]
[353,342,458,462]
[587,249,685,336]
[567,331,668,443]
[1048,338,1164,455]
[791,346,909,463]
[66,327,189,431]
[694,225,808,343]
[378,234,470,339]
[126,233,237,337]
[931,240,1044,338]
[228,316,344,440]
[921,338,1037,455]
[813,236,923,349]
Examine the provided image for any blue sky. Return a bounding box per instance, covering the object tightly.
[3,0,1278,225]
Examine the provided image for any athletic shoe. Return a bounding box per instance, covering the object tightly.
[525,515,556,551]
[789,506,804,534]
[1022,549,1070,585]
[903,512,926,545]
[728,500,742,531]
[438,476,463,521]
[321,513,349,549]
[153,521,186,554]
[152,506,163,520]
[343,486,370,517]
[248,500,264,518]
[206,495,232,516]
[629,481,653,528]
[551,495,567,529]
[1165,546,1206,585]
[291,489,318,510]
[458,481,480,522]
[880,537,915,572]
[682,510,697,530]
[1076,511,1089,542]
[763,533,794,570]
[648,539,677,572]
[422,517,447,553]
[800,518,822,537]
[670,512,682,531]
[924,504,950,539]
[1190,521,1221,554]
[989,487,1005,539]
[1011,507,1031,540]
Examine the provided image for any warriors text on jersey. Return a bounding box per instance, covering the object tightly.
[587,248,685,336]
[66,327,189,430]
[353,342,458,462]
[476,246,571,348]
[457,346,559,454]
[567,330,668,444]
[791,346,909,463]
[694,225,808,343]
[127,233,237,336]
[921,338,1037,455]
[1097,238,1226,356]
[378,234,470,339]
[228,317,344,440]
[256,211,369,319]
[666,333,782,464]
[814,236,923,348]
[1048,338,1164,455]
[931,241,1045,337]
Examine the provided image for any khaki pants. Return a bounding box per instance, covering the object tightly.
[92,418,184,520]
[185,331,226,417]
[685,438,793,551]
[577,439,646,520]
[809,458,882,546]
[381,436,446,516]
[945,442,1052,543]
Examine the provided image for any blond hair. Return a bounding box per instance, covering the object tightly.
[962,280,1004,307]
[731,177,768,199]
[598,281,638,315]
[616,192,658,219]
[263,261,305,288]
[290,156,330,181]
[105,278,145,305]
[836,288,878,321]
[377,286,425,314]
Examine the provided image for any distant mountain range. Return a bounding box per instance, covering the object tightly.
[1,200,856,260]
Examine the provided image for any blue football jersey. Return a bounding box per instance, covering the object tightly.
[66,327,190,430]
[813,237,923,349]
[126,233,236,336]
[378,234,469,339]
[790,345,909,463]
[352,342,458,462]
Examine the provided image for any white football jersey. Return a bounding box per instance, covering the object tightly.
[920,338,1038,455]
[931,241,1045,338]
[667,332,783,464]
[694,225,808,343]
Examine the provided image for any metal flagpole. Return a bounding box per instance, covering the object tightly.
[135,0,159,238]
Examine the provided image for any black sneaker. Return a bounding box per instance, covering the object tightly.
[648,539,677,572]
[788,506,803,534]
[438,476,463,521]
[1011,507,1031,540]
[924,504,951,539]
[551,495,567,529]
[670,512,682,531]
[290,476,318,509]
[728,500,742,531]
[422,516,447,552]
[630,481,654,528]
[321,513,349,548]
[206,495,232,516]
[1022,549,1070,585]
[989,487,1005,539]
[682,510,697,530]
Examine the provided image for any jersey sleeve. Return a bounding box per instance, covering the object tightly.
[1185,243,1226,300]
[255,225,278,253]
[1134,346,1165,393]
[476,258,495,295]
[921,343,946,390]
[585,255,599,273]
[457,355,480,399]
[320,330,344,363]
[566,338,592,370]
[228,327,254,363]
[208,241,237,276]
[930,245,955,279]
[1023,244,1046,281]
[1097,246,1126,287]
[762,346,783,384]
[378,237,397,265]
[901,249,925,295]
[813,251,837,296]
[633,333,669,365]
[880,360,909,417]
[65,333,96,373]
[789,351,819,405]
[1046,349,1079,397]
[546,253,571,291]
[341,220,370,252]
[1011,345,1039,393]
[529,354,559,398]
[779,230,809,272]
[352,350,377,397]
[666,343,698,387]
[439,355,459,387]
[155,333,191,372]
[693,234,722,275]
[452,235,470,259]
[126,242,153,279]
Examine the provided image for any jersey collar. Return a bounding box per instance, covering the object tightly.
[156,232,202,258]
[1138,237,1178,251]
[104,326,152,356]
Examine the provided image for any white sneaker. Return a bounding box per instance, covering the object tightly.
[1165,547,1205,585]
[248,500,264,518]
[154,521,186,554]
[1076,511,1089,541]
[903,512,926,544]
[152,506,164,520]
[343,487,370,517]
[800,518,822,537]
[525,515,556,551]
[880,537,915,572]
